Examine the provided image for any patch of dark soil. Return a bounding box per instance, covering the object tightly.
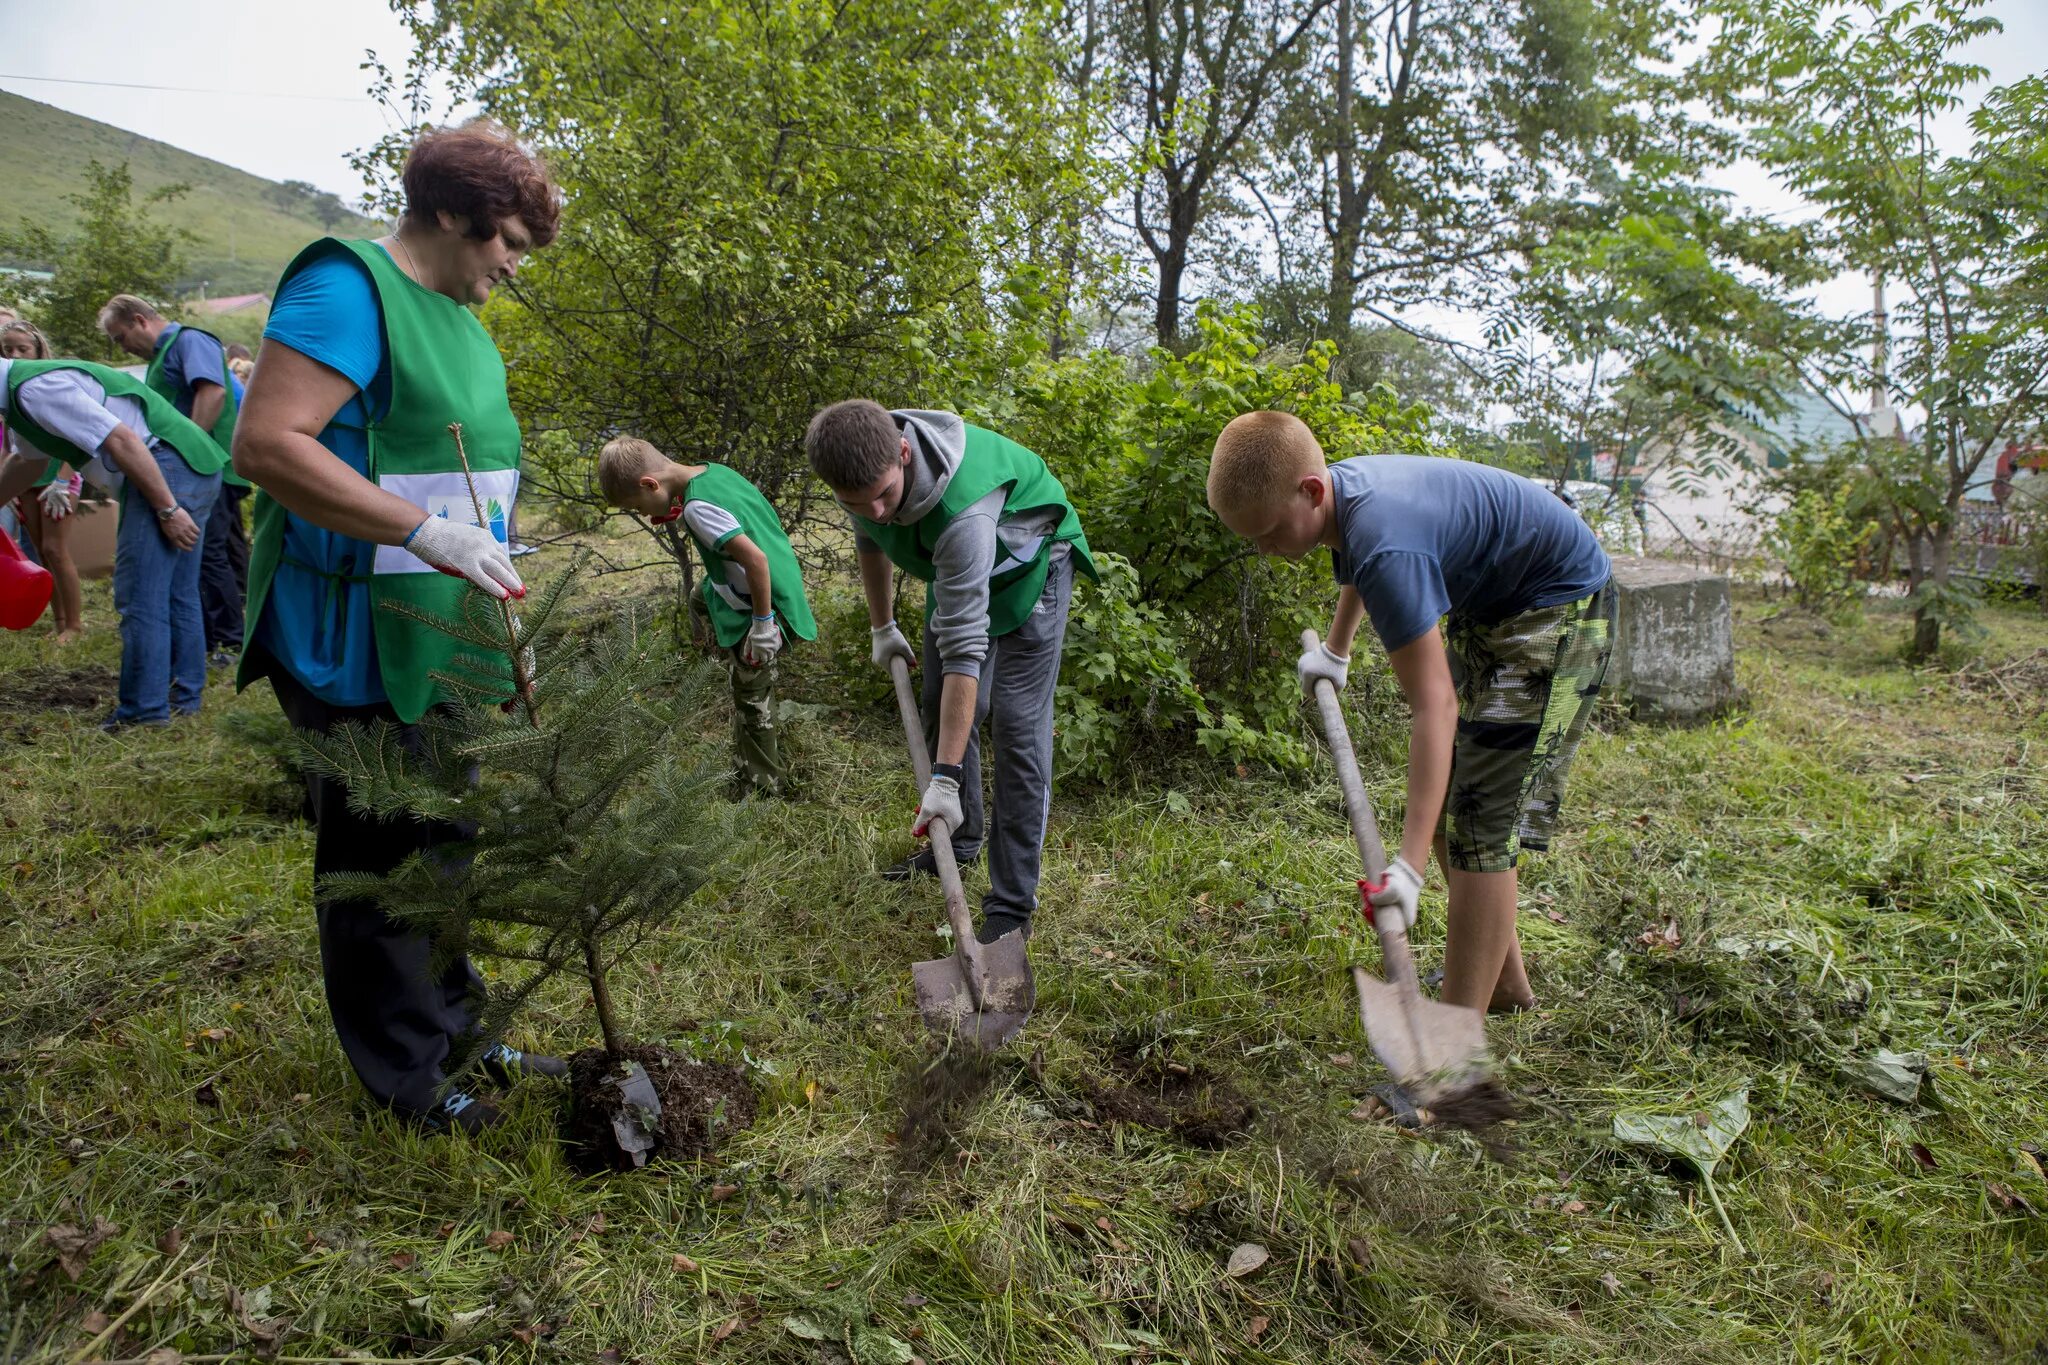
[1082,1050,1256,1148]
[0,666,117,713]
[893,1050,997,1176]
[564,1043,755,1174]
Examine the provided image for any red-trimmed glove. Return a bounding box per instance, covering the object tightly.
[1363,856,1422,932]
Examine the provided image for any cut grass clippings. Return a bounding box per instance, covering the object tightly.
[2,567,2046,1362]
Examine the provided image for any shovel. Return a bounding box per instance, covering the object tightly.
[1300,630,1493,1112]
[888,655,1034,1050]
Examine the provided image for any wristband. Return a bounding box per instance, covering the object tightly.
[932,762,964,783]
[403,517,426,546]
[752,612,776,622]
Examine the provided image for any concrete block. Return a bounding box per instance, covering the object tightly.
[1608,556,1741,722]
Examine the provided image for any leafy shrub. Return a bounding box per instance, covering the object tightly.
[1766,483,1877,620]
[993,305,1443,779]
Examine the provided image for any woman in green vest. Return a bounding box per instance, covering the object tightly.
[0,319,86,642]
[231,121,562,1135]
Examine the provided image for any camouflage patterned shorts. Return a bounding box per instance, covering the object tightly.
[1442,581,1614,873]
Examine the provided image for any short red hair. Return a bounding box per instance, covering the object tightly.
[401,119,561,247]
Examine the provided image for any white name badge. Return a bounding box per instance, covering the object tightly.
[373,468,520,575]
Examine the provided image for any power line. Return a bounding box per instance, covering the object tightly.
[0,72,374,104]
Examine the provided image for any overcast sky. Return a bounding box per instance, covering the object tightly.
[4,0,2043,336]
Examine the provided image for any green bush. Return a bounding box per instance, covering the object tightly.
[995,305,1443,779]
[1766,483,1877,621]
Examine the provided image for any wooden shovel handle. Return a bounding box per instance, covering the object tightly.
[1300,629,1421,994]
[889,656,988,994]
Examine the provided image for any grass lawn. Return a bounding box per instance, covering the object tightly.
[2,563,2045,1363]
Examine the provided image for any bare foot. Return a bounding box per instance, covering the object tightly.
[53,628,82,645]
[1488,991,1538,1016]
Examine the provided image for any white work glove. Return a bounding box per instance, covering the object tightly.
[1364,856,1423,932]
[871,620,915,670]
[1297,639,1350,699]
[744,612,782,666]
[37,480,75,520]
[911,773,963,840]
[404,514,525,601]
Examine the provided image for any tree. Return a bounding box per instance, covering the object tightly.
[304,519,740,1164]
[1704,0,2048,658]
[1110,0,1333,347]
[361,0,1099,542]
[0,161,191,358]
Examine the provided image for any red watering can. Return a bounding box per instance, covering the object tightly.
[0,525,53,630]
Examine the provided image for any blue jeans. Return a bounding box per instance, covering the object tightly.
[113,447,221,723]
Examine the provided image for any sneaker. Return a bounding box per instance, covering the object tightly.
[976,913,1032,945]
[882,845,980,883]
[99,713,170,734]
[208,649,240,671]
[426,1089,504,1134]
[480,1042,569,1085]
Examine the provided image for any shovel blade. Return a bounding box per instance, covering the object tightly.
[1352,969,1489,1104]
[913,930,1034,1051]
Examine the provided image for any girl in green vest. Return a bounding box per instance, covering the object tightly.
[0,320,85,642]
[231,120,563,1135]
[596,435,818,796]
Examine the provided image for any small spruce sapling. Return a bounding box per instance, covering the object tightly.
[300,424,738,1108]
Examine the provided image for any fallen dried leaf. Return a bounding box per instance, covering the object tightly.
[389,1251,417,1270]
[144,1352,182,1365]
[710,1316,742,1343]
[1347,1236,1374,1270]
[79,1308,112,1333]
[1599,1271,1622,1296]
[709,1183,740,1203]
[1561,1200,1588,1215]
[158,1226,184,1256]
[1546,908,1569,924]
[1909,1141,1938,1172]
[1986,1181,2037,1215]
[1327,1052,1354,1068]
[1224,1242,1270,1278]
[1246,1314,1270,1342]
[597,1349,622,1364]
[194,1081,220,1108]
[511,1325,538,1346]
[43,1217,119,1280]
[435,1221,456,1239]
[1637,918,1681,951]
[195,1027,232,1047]
[485,1229,514,1250]
[902,1291,928,1308]
[672,1252,699,1274]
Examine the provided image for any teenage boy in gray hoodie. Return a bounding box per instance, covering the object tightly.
[805,401,1096,944]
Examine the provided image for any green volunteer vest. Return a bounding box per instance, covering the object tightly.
[146,322,248,488]
[681,464,818,649]
[3,358,228,477]
[238,236,523,723]
[855,423,1096,638]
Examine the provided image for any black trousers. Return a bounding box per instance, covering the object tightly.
[200,484,250,651]
[261,648,480,1115]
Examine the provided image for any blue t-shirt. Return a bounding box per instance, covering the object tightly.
[151,324,229,415]
[255,247,396,706]
[1328,455,1611,652]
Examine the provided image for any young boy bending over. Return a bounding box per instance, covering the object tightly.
[598,436,816,796]
[1208,413,1611,1064]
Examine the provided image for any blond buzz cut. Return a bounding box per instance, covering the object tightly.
[596,435,670,505]
[1206,410,1327,516]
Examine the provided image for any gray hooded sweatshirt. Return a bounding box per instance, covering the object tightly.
[850,408,1066,675]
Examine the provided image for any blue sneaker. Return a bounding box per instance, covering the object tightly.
[427,1089,503,1134]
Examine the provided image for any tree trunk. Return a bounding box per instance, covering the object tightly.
[1909,522,1952,661]
[584,931,625,1057]
[1154,235,1188,348]
[1326,0,1358,339]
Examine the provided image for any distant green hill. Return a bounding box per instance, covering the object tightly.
[0,90,384,298]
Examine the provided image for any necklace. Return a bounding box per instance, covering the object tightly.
[390,227,423,284]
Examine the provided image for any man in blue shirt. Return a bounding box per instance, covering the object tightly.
[101,295,249,666]
[1208,412,1614,1118]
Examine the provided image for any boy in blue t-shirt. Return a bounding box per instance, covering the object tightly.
[1208,412,1613,1115]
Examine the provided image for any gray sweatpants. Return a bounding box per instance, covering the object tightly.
[918,544,1074,924]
